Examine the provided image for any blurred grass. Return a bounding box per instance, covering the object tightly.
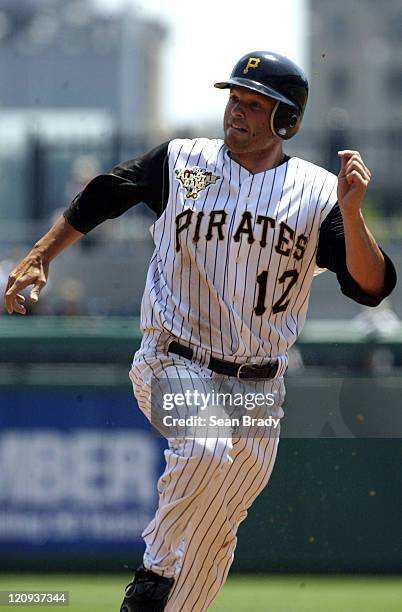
[0,574,402,611]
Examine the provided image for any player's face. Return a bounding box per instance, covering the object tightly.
[223,86,279,154]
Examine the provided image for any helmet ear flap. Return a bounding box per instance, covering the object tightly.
[271,102,301,140]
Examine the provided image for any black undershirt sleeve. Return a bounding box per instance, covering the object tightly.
[63,141,170,234]
[316,203,397,307]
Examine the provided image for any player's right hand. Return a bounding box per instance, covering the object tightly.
[4,252,49,315]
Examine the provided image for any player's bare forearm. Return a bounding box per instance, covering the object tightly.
[32,215,83,261]
[337,149,386,296]
[342,210,386,296]
[4,215,84,315]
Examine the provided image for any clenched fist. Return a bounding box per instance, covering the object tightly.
[337,150,371,217]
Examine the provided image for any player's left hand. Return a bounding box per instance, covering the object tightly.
[337,150,371,217]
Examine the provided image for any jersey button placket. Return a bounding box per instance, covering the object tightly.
[232,178,251,300]
[236,176,252,265]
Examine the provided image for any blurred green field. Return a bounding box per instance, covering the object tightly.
[0,574,402,611]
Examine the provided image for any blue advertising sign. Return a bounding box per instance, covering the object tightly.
[0,390,166,555]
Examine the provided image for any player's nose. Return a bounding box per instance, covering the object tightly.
[230,100,246,117]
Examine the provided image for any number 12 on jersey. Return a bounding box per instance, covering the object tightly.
[254,269,299,316]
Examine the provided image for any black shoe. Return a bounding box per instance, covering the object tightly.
[120,564,174,612]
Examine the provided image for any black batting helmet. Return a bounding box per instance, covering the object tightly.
[214,51,308,140]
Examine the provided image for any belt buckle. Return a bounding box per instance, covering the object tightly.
[236,363,249,380]
[237,361,279,380]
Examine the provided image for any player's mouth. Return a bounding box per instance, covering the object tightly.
[229,123,248,133]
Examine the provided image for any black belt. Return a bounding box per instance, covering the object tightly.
[168,341,280,380]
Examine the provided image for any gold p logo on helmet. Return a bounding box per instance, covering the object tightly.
[243,57,261,74]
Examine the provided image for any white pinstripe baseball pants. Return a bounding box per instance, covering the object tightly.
[129,335,284,612]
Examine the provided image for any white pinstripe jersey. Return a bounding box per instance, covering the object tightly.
[140,137,338,368]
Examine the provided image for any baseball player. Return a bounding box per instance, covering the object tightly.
[4,52,396,612]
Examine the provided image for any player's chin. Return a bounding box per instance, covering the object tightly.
[224,127,250,151]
